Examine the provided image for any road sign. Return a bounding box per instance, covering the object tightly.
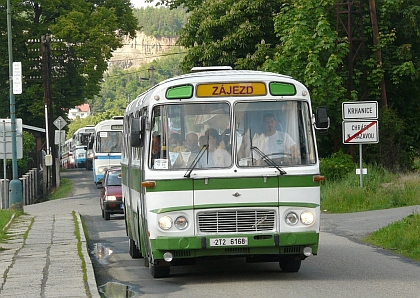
[55,130,65,145]
[13,62,22,95]
[53,116,67,130]
[343,121,379,144]
[342,101,378,120]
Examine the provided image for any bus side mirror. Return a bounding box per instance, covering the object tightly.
[315,106,329,134]
[130,116,145,147]
[87,135,94,150]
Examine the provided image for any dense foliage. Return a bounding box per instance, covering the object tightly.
[0,0,139,129]
[168,0,420,171]
[133,6,188,37]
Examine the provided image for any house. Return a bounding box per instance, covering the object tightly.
[68,104,91,120]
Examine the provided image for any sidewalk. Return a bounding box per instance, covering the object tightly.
[0,204,99,298]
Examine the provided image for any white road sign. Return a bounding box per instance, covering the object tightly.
[343,121,379,144]
[53,116,67,130]
[342,101,378,120]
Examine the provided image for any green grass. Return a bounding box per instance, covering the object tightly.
[48,178,73,201]
[363,213,420,261]
[321,164,420,262]
[321,165,420,213]
[0,209,23,248]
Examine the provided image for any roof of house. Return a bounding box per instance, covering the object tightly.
[77,104,90,112]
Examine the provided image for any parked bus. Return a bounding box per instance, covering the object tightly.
[91,116,123,187]
[61,138,74,169]
[72,125,95,170]
[122,67,329,278]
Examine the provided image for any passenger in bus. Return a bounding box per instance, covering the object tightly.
[151,135,163,163]
[197,128,231,168]
[169,133,184,152]
[253,113,299,164]
[174,132,200,167]
[105,134,120,153]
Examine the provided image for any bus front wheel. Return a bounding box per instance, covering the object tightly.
[279,257,301,272]
[150,262,170,278]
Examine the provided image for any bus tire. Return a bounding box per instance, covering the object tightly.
[104,211,110,220]
[279,257,301,272]
[149,263,170,278]
[129,238,142,259]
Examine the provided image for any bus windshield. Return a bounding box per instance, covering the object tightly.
[235,100,316,167]
[149,102,231,169]
[96,131,123,153]
[149,100,315,169]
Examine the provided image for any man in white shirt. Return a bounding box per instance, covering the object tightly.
[253,113,299,163]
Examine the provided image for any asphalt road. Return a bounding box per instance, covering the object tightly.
[62,169,420,298]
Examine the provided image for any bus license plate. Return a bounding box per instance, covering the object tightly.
[209,237,248,247]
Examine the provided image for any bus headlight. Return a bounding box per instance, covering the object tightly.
[285,212,299,226]
[174,216,188,230]
[158,216,173,230]
[300,211,315,225]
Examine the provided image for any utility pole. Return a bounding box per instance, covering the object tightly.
[368,0,387,107]
[7,0,23,210]
[148,66,155,87]
[41,35,57,188]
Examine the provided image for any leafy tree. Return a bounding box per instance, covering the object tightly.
[263,0,348,156]
[264,0,420,171]
[176,0,283,72]
[0,0,139,129]
[133,6,189,37]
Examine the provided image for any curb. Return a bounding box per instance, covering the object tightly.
[1,212,16,234]
[76,212,100,298]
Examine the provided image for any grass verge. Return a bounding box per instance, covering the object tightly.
[0,210,23,246]
[321,165,420,262]
[48,178,73,201]
[363,213,420,261]
[72,211,92,298]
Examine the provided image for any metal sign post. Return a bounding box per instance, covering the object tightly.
[342,101,379,187]
[54,116,67,168]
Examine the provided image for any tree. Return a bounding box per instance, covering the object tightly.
[176,0,283,72]
[0,0,139,129]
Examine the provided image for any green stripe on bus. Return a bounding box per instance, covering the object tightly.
[150,202,319,214]
[145,175,318,192]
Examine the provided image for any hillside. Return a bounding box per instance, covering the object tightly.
[109,31,179,69]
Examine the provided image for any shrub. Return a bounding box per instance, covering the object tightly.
[320,150,356,181]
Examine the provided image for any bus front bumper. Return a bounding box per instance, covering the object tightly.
[151,231,319,260]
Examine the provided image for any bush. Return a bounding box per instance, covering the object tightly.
[320,150,356,181]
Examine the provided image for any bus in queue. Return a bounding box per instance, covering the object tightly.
[122,67,329,278]
[61,138,74,169]
[91,116,123,187]
[72,125,95,170]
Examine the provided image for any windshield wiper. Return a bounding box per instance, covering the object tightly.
[251,146,287,175]
[184,145,208,178]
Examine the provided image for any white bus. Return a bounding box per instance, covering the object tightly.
[72,125,95,170]
[61,138,74,169]
[91,116,123,187]
[122,67,329,278]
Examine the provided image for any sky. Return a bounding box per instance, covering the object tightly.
[130,0,154,8]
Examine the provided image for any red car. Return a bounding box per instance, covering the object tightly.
[100,166,123,220]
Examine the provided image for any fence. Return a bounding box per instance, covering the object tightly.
[1,168,40,210]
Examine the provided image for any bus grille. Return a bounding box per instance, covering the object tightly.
[198,210,275,233]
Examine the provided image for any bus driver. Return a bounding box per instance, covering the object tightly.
[252,113,299,164]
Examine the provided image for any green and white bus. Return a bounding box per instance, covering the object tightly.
[122,67,329,278]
